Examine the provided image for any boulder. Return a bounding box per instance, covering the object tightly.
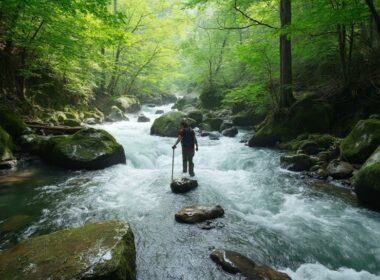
[354,146,380,209]
[186,109,203,125]
[222,127,238,137]
[249,95,333,147]
[341,119,380,164]
[106,106,129,122]
[0,107,27,138]
[114,95,141,113]
[0,220,136,280]
[42,128,126,170]
[209,132,220,140]
[84,118,97,125]
[63,118,82,127]
[155,110,164,114]
[18,134,46,154]
[0,126,13,161]
[298,140,320,155]
[175,205,224,224]
[137,114,150,123]
[219,121,233,131]
[170,178,198,193]
[210,250,291,280]
[232,109,266,127]
[326,159,354,179]
[280,154,312,171]
[150,111,186,137]
[202,118,223,131]
[175,93,199,110]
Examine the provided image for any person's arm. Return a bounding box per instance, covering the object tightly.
[172,136,183,149]
[194,132,198,151]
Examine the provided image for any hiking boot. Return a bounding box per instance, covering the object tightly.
[189,172,195,177]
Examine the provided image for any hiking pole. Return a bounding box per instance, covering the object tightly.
[171,148,175,182]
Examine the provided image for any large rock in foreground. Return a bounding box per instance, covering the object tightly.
[151,111,185,137]
[354,146,380,209]
[341,118,380,164]
[43,128,126,170]
[175,205,224,224]
[170,178,198,193]
[0,126,13,161]
[210,250,291,280]
[0,220,136,280]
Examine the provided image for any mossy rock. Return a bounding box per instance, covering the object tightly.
[150,111,186,137]
[0,107,27,138]
[54,111,67,122]
[63,118,82,127]
[42,128,126,170]
[249,96,333,147]
[341,119,380,164]
[0,215,33,233]
[106,106,128,122]
[354,146,380,209]
[0,126,13,161]
[0,220,136,280]
[18,134,48,154]
[232,110,265,127]
[175,93,199,110]
[203,118,224,131]
[114,96,141,113]
[186,109,203,125]
[280,154,312,171]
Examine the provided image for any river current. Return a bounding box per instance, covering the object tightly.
[1,104,380,280]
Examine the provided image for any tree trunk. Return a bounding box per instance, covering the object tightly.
[365,0,380,37]
[279,0,294,108]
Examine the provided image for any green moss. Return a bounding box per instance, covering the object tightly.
[0,215,33,233]
[231,110,265,127]
[150,111,186,137]
[186,110,203,125]
[203,118,224,131]
[0,107,27,138]
[0,126,13,161]
[341,119,380,164]
[0,220,136,280]
[63,118,82,127]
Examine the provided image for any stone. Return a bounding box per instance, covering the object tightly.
[155,110,164,114]
[219,121,233,131]
[175,205,224,224]
[354,146,380,209]
[341,119,380,164]
[203,118,223,131]
[84,118,97,125]
[232,109,266,127]
[0,159,17,170]
[222,127,238,137]
[299,140,320,155]
[170,178,198,193]
[200,131,210,137]
[137,114,150,123]
[106,106,129,122]
[42,128,126,170]
[186,109,203,125]
[150,111,186,137]
[114,95,141,113]
[147,104,156,107]
[63,118,82,127]
[210,250,291,280]
[209,132,220,140]
[280,154,312,171]
[0,215,33,233]
[0,107,27,138]
[326,159,354,179]
[174,93,199,110]
[0,220,136,280]
[0,126,13,161]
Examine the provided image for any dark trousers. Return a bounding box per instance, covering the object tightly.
[182,148,195,175]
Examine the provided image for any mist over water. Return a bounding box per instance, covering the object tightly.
[1,104,380,280]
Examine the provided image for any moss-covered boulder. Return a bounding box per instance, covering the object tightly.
[232,109,266,127]
[0,126,13,161]
[106,106,129,122]
[202,118,224,131]
[0,220,136,280]
[63,118,82,127]
[150,111,185,137]
[186,109,203,126]
[249,96,333,147]
[354,146,380,209]
[0,107,27,138]
[174,93,199,110]
[341,119,380,164]
[280,154,313,171]
[42,128,126,170]
[114,95,141,113]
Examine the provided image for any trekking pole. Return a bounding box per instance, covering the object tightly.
[171,148,175,182]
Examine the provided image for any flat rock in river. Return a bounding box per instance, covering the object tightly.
[175,205,224,224]
[170,177,198,193]
[0,220,136,280]
[210,250,291,280]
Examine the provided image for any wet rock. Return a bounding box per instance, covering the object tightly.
[137,114,150,123]
[0,220,136,280]
[341,118,380,164]
[198,220,225,230]
[186,109,203,126]
[170,178,198,193]
[220,121,233,132]
[42,128,126,170]
[298,140,320,155]
[203,118,224,131]
[326,159,354,179]
[84,118,97,125]
[0,107,28,138]
[63,118,82,127]
[280,154,312,171]
[106,106,129,122]
[232,109,266,127]
[175,205,224,224]
[200,131,210,137]
[354,146,380,209]
[210,250,291,280]
[151,111,186,137]
[209,132,220,140]
[0,215,33,233]
[222,127,238,137]
[147,104,156,108]
[155,110,164,114]
[0,126,13,162]
[113,95,141,113]
[0,159,17,170]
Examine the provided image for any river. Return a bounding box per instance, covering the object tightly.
[1,104,380,280]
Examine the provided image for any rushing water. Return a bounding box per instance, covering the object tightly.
[1,104,380,280]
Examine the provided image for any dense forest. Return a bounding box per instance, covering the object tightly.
[1,0,380,280]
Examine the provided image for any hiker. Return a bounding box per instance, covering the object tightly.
[172,119,199,177]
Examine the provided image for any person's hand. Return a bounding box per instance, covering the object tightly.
[172,145,177,149]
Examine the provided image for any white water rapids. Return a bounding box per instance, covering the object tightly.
[1,104,380,280]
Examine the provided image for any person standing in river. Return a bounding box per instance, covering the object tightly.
[172,119,199,177]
